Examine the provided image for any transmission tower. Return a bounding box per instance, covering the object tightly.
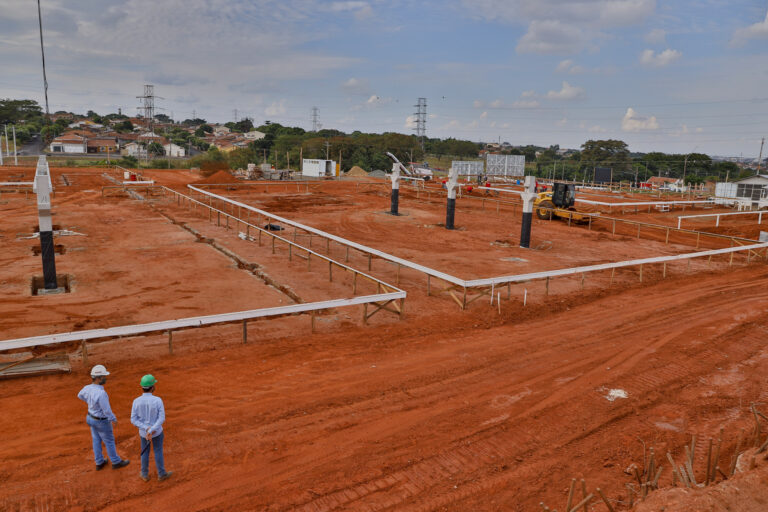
[233,109,238,123]
[311,106,319,132]
[414,97,427,150]
[136,84,157,133]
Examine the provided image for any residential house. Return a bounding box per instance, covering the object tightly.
[50,134,87,154]
[123,142,147,158]
[163,143,186,157]
[212,125,231,136]
[86,137,118,154]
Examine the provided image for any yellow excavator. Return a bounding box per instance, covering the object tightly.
[534,182,592,223]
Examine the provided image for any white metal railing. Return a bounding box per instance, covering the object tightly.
[189,184,768,308]
[677,210,766,229]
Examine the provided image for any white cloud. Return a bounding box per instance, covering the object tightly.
[473,100,485,108]
[731,10,768,46]
[546,81,585,101]
[489,99,505,108]
[555,59,585,74]
[342,77,371,95]
[639,48,682,67]
[479,111,488,119]
[404,115,418,129]
[521,90,536,98]
[517,20,585,55]
[556,118,567,126]
[464,0,655,55]
[265,100,287,116]
[644,28,666,44]
[621,107,659,131]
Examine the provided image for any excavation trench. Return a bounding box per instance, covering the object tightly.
[151,205,305,305]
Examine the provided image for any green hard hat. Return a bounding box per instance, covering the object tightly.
[140,374,157,387]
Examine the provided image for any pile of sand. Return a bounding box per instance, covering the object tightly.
[193,170,239,185]
[345,165,368,177]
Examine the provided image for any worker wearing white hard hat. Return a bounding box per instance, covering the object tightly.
[77,365,130,470]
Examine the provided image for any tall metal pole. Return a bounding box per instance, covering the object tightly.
[12,125,18,165]
[757,137,765,175]
[4,125,9,157]
[37,0,50,119]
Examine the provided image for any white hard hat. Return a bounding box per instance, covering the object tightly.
[90,365,110,377]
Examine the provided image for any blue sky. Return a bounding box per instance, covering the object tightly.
[1,0,767,156]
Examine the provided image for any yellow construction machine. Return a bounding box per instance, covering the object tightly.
[534,182,591,223]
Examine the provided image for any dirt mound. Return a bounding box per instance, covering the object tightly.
[345,165,368,176]
[193,170,238,184]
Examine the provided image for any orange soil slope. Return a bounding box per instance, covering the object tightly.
[2,266,768,511]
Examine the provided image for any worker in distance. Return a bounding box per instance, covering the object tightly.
[77,365,130,470]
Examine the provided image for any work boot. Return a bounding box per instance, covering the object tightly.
[140,473,150,482]
[112,459,130,470]
[95,461,108,471]
[158,471,173,482]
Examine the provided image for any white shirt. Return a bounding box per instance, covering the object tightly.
[130,392,165,438]
[77,383,117,422]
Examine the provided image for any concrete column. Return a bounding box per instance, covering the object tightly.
[34,156,58,289]
[520,175,536,248]
[389,161,401,216]
[445,166,459,230]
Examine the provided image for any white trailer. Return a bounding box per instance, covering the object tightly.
[302,159,337,177]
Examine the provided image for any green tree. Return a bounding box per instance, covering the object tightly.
[147,141,164,156]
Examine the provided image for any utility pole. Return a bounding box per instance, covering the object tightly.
[233,109,238,123]
[324,140,330,160]
[37,0,50,121]
[13,125,18,165]
[757,137,765,175]
[192,109,196,120]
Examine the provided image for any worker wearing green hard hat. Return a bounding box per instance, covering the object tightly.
[140,374,157,387]
[130,373,172,482]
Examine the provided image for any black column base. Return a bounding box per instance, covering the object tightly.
[520,211,532,248]
[39,230,59,289]
[390,188,399,216]
[446,197,456,230]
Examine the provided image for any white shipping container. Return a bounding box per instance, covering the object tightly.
[302,159,337,177]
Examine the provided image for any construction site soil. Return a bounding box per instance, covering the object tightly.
[2,167,768,511]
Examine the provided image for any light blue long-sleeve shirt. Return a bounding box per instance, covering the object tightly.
[130,392,165,438]
[77,383,117,422]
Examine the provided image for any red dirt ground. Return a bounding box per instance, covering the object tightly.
[2,167,768,511]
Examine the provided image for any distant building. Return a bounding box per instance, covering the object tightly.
[50,134,86,153]
[243,130,266,141]
[86,137,118,154]
[123,142,147,158]
[212,125,231,136]
[163,143,186,157]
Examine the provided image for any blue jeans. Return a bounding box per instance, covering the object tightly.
[86,415,122,465]
[140,432,166,477]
